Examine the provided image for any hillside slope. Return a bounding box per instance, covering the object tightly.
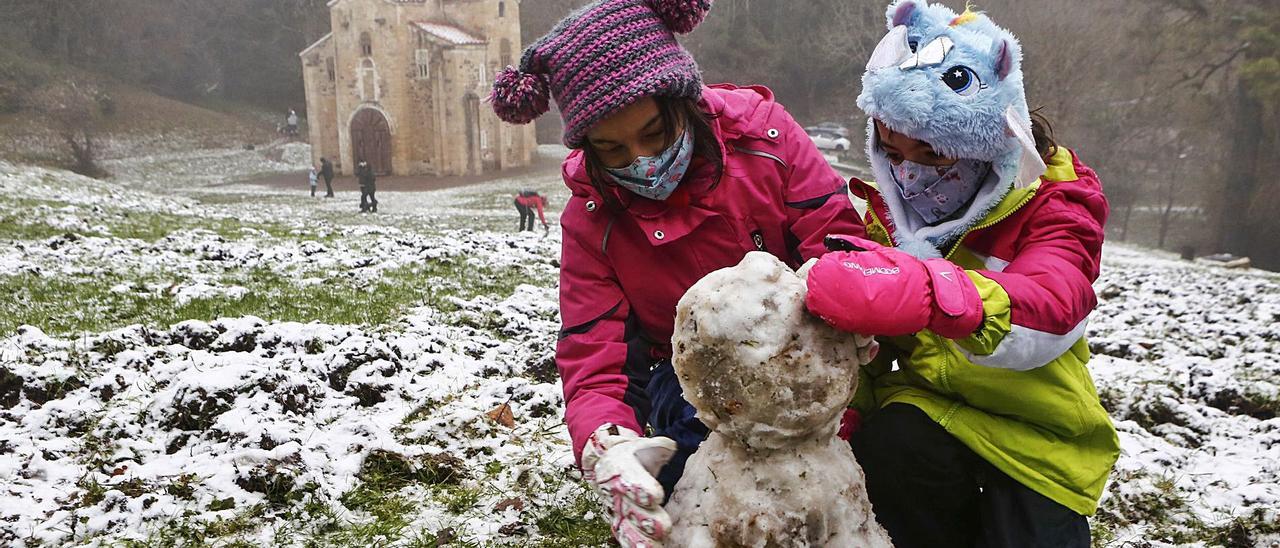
[0,48,279,168]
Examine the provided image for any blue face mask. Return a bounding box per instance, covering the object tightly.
[606,128,694,201]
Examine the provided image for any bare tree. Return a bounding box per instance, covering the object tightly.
[25,79,113,178]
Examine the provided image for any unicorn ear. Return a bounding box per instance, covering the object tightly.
[887,1,923,30]
[1005,106,1045,189]
[992,39,1015,81]
[867,25,912,71]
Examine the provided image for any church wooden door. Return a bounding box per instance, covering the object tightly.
[350,108,392,175]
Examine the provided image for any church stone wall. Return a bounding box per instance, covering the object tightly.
[302,0,537,177]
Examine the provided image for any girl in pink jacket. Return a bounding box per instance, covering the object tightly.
[491,0,868,545]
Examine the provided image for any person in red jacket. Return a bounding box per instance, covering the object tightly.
[514,190,548,232]
[490,1,871,545]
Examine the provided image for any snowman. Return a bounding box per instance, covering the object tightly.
[665,252,893,547]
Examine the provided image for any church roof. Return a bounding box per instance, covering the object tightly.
[299,33,333,57]
[411,22,486,46]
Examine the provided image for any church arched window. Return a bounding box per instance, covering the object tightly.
[500,39,512,68]
[499,2,506,18]
[360,32,372,57]
[416,49,431,79]
[361,58,377,100]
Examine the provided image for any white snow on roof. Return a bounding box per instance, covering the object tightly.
[412,21,486,46]
[299,33,333,58]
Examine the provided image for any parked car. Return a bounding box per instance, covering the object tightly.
[807,129,851,152]
[813,121,850,137]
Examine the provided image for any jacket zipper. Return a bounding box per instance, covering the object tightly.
[942,187,1039,260]
[863,199,896,246]
[935,186,1038,394]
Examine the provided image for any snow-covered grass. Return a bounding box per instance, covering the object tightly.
[1,142,1277,547]
[0,147,610,547]
[1087,246,1280,547]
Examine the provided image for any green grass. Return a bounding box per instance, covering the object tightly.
[1,193,322,244]
[2,180,547,336]
[0,271,172,335]
[115,504,269,548]
[530,491,613,547]
[0,197,105,239]
[1090,469,1280,547]
[0,251,544,336]
[104,211,262,243]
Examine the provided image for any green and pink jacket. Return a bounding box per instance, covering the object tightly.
[849,146,1120,515]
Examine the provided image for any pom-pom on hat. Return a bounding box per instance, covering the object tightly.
[489,0,711,148]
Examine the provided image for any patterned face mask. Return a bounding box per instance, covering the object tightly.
[891,158,991,224]
[606,128,694,201]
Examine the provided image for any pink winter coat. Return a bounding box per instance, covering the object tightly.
[515,193,548,225]
[555,84,865,461]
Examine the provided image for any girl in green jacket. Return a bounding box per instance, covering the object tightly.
[804,2,1120,546]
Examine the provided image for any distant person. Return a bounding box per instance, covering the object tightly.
[286,109,299,137]
[356,159,378,213]
[308,165,319,197]
[514,190,549,232]
[320,157,335,197]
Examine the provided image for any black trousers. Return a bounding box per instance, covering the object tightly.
[323,175,334,197]
[851,404,1090,548]
[645,360,709,501]
[515,201,535,231]
[360,188,377,212]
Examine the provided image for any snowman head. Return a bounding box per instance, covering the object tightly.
[673,252,863,450]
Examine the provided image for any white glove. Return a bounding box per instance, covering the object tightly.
[800,257,879,365]
[797,257,820,279]
[581,424,677,548]
[854,332,879,365]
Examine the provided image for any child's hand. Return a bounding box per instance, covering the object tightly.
[805,236,983,339]
[581,424,676,547]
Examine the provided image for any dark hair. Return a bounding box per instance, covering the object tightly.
[581,96,723,212]
[1030,108,1059,162]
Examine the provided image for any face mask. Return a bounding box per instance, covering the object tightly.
[891,158,991,224]
[606,128,694,201]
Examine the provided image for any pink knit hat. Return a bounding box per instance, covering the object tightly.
[489,0,711,148]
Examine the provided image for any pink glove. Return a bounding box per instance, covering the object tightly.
[805,235,983,339]
[581,424,677,548]
[800,259,880,365]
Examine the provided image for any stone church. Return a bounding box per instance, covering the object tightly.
[300,0,536,176]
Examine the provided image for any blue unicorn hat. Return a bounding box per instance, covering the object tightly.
[858,1,1045,189]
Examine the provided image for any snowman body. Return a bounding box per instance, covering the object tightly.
[666,252,892,547]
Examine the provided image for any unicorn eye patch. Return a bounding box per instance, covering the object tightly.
[899,35,954,69]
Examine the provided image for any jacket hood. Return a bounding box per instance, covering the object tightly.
[853,145,1108,261]
[863,126,1036,260]
[858,0,1044,191]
